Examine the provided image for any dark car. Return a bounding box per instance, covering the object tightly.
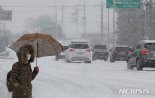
[55,46,68,61]
[127,40,155,70]
[92,45,109,61]
[126,47,134,63]
[110,45,128,62]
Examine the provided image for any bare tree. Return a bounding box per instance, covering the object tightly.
[25,15,65,39]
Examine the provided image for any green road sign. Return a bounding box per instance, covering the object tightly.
[106,0,141,8]
[0,7,12,21]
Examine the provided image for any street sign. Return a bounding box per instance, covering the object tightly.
[0,7,12,21]
[106,0,141,8]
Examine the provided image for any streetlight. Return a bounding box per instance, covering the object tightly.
[84,0,86,34]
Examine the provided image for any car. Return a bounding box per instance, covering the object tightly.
[92,45,108,61]
[65,39,92,63]
[127,40,155,70]
[110,45,128,62]
[55,40,70,61]
[55,45,68,61]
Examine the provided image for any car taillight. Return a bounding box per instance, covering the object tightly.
[140,49,150,55]
[86,49,91,52]
[70,48,75,52]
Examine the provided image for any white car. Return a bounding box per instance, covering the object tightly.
[65,39,92,63]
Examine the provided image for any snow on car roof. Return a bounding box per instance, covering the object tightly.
[70,39,88,43]
[115,45,128,47]
[139,40,155,43]
[58,40,70,46]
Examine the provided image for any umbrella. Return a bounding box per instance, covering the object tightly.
[9,33,63,65]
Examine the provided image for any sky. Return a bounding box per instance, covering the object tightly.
[0,0,114,38]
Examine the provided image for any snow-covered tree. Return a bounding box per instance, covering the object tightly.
[25,15,65,39]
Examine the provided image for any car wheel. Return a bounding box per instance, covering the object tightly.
[136,60,143,70]
[110,57,114,62]
[67,58,71,63]
[87,61,91,63]
[127,62,133,70]
[67,60,71,63]
[85,61,91,63]
[55,56,58,61]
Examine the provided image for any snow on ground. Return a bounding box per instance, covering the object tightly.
[0,50,155,98]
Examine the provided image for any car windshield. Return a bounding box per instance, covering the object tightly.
[94,45,106,49]
[71,44,89,49]
[115,47,128,52]
[144,43,155,52]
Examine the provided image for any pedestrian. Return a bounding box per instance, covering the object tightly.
[10,44,39,98]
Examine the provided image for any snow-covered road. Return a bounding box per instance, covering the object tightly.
[0,53,155,98]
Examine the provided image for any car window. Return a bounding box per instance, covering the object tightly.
[94,45,106,49]
[71,44,89,49]
[144,43,155,52]
[115,47,128,51]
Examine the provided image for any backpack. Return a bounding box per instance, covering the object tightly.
[6,70,14,92]
[6,62,20,92]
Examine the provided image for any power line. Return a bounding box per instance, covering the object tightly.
[1,5,104,8]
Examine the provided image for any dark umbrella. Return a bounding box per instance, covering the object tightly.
[9,33,63,66]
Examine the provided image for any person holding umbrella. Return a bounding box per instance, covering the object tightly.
[10,44,39,98]
[8,33,63,98]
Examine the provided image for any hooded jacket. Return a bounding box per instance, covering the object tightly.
[10,45,38,98]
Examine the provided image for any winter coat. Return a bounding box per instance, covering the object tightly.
[10,45,38,98]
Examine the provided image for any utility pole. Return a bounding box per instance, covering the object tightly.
[144,0,152,40]
[84,0,86,34]
[108,8,110,50]
[127,9,130,42]
[61,0,64,34]
[55,0,58,38]
[149,0,152,40]
[36,23,39,32]
[4,22,6,33]
[72,7,79,34]
[113,9,115,47]
[0,22,2,31]
[100,0,104,44]
[75,7,79,34]
[113,0,116,47]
